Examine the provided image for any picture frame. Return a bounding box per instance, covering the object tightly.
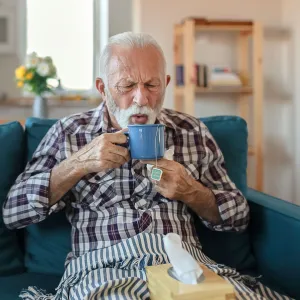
[0,8,14,54]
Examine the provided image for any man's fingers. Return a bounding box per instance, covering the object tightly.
[103,152,129,165]
[102,130,128,144]
[110,144,130,159]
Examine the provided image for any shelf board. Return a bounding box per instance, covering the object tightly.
[195,24,252,33]
[175,86,253,96]
[192,18,253,27]
[196,86,253,94]
[176,18,253,34]
[175,24,252,35]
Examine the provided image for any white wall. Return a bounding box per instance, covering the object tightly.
[132,0,300,204]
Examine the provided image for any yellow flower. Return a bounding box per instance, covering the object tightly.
[15,66,26,80]
[17,81,24,88]
[25,72,33,80]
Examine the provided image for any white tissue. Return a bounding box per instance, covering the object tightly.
[163,233,203,284]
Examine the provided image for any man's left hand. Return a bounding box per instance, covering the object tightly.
[140,158,196,202]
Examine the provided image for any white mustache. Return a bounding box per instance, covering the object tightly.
[114,104,157,128]
[123,104,155,116]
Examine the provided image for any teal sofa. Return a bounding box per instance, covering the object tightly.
[0,116,299,299]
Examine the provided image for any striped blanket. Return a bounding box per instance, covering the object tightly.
[20,233,292,300]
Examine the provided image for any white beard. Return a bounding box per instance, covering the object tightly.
[105,90,163,129]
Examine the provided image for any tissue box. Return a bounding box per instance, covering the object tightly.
[146,263,235,300]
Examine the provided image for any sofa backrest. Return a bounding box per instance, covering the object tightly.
[24,118,71,275]
[200,116,248,195]
[22,115,253,276]
[0,122,25,276]
[197,116,254,272]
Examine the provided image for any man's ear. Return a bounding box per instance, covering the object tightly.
[166,75,171,87]
[96,78,106,99]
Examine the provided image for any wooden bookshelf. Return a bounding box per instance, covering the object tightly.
[173,18,264,191]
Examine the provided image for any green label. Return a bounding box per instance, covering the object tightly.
[151,168,163,181]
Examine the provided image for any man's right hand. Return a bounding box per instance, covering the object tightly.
[73,130,130,176]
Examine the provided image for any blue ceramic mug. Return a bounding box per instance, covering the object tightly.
[126,124,165,159]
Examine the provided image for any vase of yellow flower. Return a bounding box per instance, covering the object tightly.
[15,52,57,118]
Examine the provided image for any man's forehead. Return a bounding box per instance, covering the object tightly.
[107,46,163,76]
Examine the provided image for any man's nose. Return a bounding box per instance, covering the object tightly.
[133,84,149,106]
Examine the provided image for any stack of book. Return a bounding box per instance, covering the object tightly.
[176,64,209,87]
[175,65,243,88]
[210,67,242,87]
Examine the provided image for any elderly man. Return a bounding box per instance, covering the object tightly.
[4,32,287,300]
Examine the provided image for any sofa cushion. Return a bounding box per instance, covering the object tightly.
[0,272,61,299]
[0,121,25,275]
[197,116,255,272]
[24,118,71,276]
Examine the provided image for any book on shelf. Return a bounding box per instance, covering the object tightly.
[210,67,242,87]
[175,64,243,88]
[175,63,209,87]
[175,65,184,86]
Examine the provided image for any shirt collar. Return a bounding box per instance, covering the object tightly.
[156,111,173,129]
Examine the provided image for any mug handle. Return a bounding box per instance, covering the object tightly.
[124,132,129,143]
[118,132,130,149]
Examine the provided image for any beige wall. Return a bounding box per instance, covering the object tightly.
[133,0,300,204]
[281,0,300,203]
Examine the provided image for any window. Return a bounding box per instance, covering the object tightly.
[26,0,94,91]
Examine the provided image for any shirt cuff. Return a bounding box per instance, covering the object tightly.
[25,170,66,216]
[203,189,238,231]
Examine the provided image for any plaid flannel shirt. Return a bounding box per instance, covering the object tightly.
[3,102,249,259]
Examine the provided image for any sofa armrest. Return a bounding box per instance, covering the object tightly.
[247,188,300,299]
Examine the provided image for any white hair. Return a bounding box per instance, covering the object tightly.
[100,32,166,85]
